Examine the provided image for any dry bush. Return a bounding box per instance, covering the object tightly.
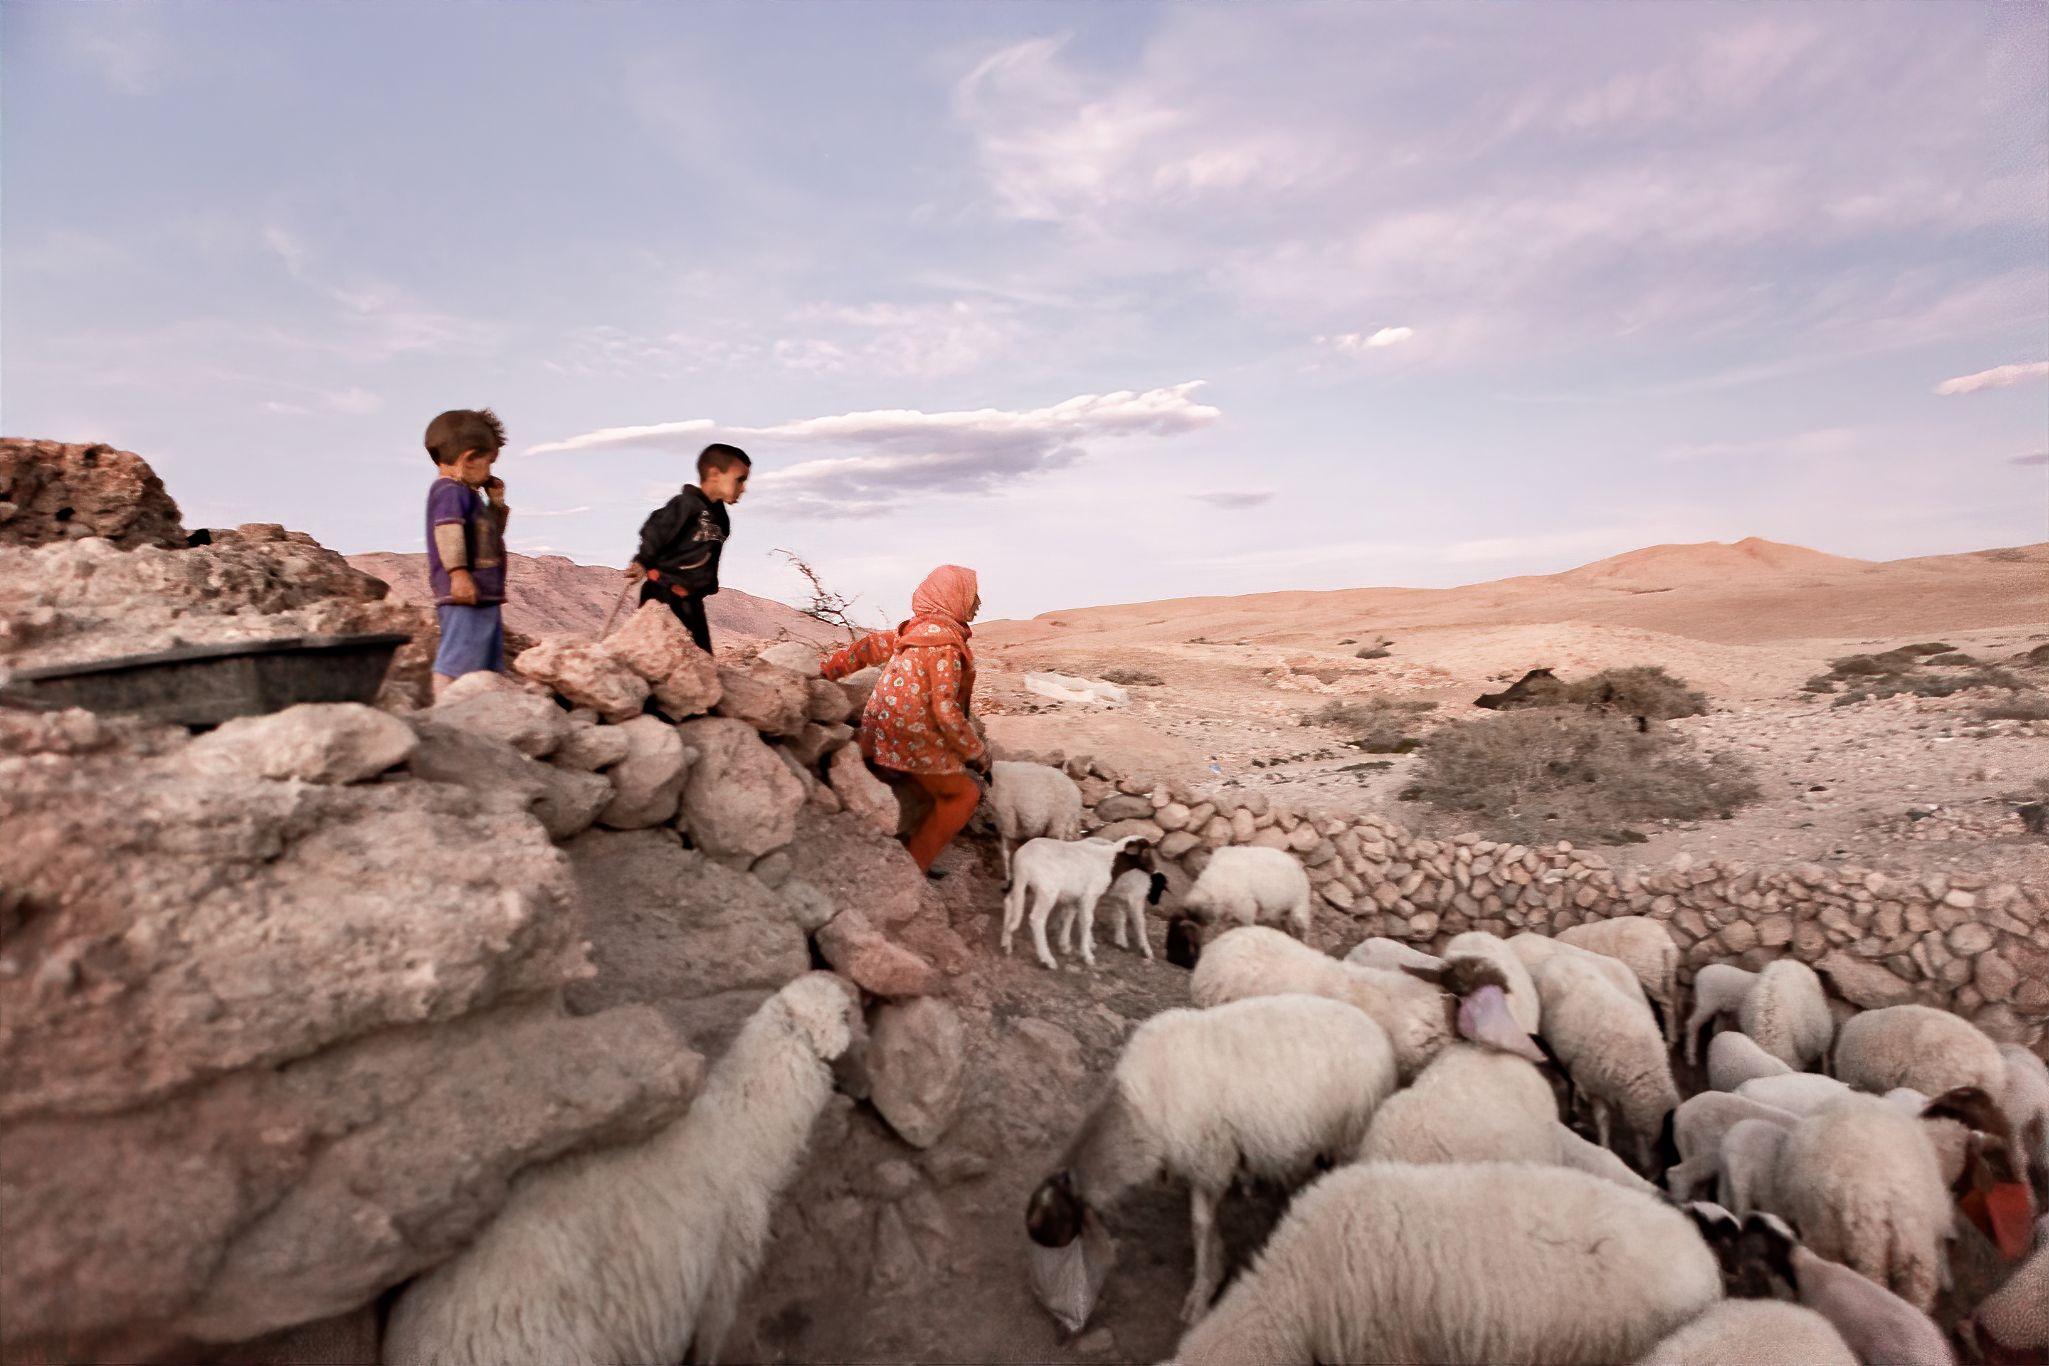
[1302,696,1436,753]
[1409,708,1759,845]
[1980,695,2049,722]
[1924,651,1979,666]
[1355,647,1391,660]
[1100,666,1165,687]
[1563,665,1708,719]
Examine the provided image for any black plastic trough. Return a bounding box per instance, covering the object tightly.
[0,632,412,728]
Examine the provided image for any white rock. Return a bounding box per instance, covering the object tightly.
[597,716,693,830]
[712,661,810,737]
[551,721,631,772]
[602,603,721,717]
[514,637,649,723]
[187,703,416,785]
[430,687,571,758]
[675,717,808,859]
[756,641,824,678]
[828,745,899,837]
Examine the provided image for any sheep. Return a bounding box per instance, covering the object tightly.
[1831,1004,2006,1099]
[1190,925,1542,1081]
[988,759,1083,879]
[1714,1118,1788,1218]
[1178,845,1313,941]
[1664,1092,1799,1200]
[1970,1216,2048,1362]
[1343,936,1444,975]
[1167,1162,1723,1366]
[1736,1071,1856,1118]
[1357,1043,1559,1167]
[1000,835,1160,970]
[1708,1030,1795,1092]
[1507,932,1650,1009]
[1737,959,1833,1071]
[1096,866,1168,961]
[1165,916,1201,970]
[1554,1122,1659,1195]
[1683,962,1758,1065]
[1025,993,1397,1325]
[1635,1300,1856,1366]
[1998,1042,2049,1196]
[1555,915,1683,1046]
[384,972,863,1366]
[1534,952,1680,1171]
[1442,930,1541,1034]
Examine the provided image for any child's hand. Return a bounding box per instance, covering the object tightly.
[624,562,646,583]
[448,568,478,605]
[483,477,506,508]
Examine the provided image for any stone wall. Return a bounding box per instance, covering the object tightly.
[1035,752,2048,1047]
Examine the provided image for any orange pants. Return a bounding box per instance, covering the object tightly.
[902,770,981,873]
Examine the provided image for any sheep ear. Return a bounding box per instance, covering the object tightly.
[1398,962,1448,987]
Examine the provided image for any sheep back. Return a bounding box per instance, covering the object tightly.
[1832,1005,2005,1098]
[1637,1301,1856,1366]
[1738,960,1832,1071]
[1182,846,1311,935]
[990,761,1084,844]
[1708,1031,1795,1092]
[1358,1045,1558,1167]
[1556,916,1679,1009]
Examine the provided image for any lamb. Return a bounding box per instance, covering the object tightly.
[1555,914,1683,1045]
[1714,1118,1789,1218]
[384,972,863,1366]
[1534,952,1680,1171]
[1025,994,1397,1325]
[1554,1122,1659,1195]
[1737,959,1833,1071]
[1507,932,1649,1009]
[1343,936,1444,974]
[1735,1071,1856,1118]
[1190,925,1542,1081]
[1970,1216,2048,1362]
[1442,930,1541,1034]
[1998,1042,2049,1195]
[1708,1030,1795,1092]
[1000,835,1161,970]
[988,759,1083,879]
[1178,845,1313,941]
[1683,962,1758,1065]
[1167,1162,1723,1366]
[1357,1043,1559,1167]
[1636,1300,1856,1366]
[1830,1004,2006,1099]
[1664,1092,1799,1200]
[1096,866,1168,961]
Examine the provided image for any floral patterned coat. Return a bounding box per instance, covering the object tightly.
[822,617,985,775]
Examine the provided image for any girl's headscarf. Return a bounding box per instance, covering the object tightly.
[907,564,979,636]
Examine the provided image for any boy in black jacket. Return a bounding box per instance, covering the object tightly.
[624,442,750,654]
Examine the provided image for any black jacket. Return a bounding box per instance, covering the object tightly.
[635,486,730,597]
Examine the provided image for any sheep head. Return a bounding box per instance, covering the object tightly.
[1165,918,1201,970]
[1027,1170,1087,1249]
[1684,1203,1797,1300]
[1403,957,1545,1064]
[778,971,864,1063]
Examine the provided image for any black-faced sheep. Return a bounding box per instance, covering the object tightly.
[1178,845,1312,941]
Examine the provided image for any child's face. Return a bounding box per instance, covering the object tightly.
[702,463,749,504]
[450,448,498,488]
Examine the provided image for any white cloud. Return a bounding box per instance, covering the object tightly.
[515,505,594,519]
[2011,452,2049,467]
[1655,427,1859,463]
[1319,327,1414,352]
[1190,490,1275,508]
[528,381,1221,515]
[67,9,175,96]
[1933,361,2049,396]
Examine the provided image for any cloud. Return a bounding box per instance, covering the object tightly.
[528,381,1221,515]
[1655,427,1859,463]
[515,505,595,518]
[1933,361,2049,396]
[1319,327,1414,352]
[259,386,385,417]
[2011,451,2049,467]
[1190,491,1275,508]
[67,8,176,96]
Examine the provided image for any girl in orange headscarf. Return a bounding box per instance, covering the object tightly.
[822,564,988,875]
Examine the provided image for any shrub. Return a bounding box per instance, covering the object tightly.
[1563,665,1708,720]
[1899,642,1957,655]
[1826,653,1907,678]
[1980,696,2049,722]
[2026,643,2049,667]
[1302,696,1435,753]
[1409,707,1760,845]
[1924,652,1978,666]
[1100,666,1165,687]
[1355,647,1391,660]
[1801,675,1838,694]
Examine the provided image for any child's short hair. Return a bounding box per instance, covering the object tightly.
[697,443,751,479]
[425,409,507,466]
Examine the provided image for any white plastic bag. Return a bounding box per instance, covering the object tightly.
[1023,671,1130,708]
[1026,1211,1116,1334]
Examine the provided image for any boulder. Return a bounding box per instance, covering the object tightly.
[598,715,693,830]
[563,829,811,1051]
[674,717,808,860]
[757,640,825,678]
[429,686,571,758]
[806,677,855,725]
[868,998,967,1148]
[829,744,900,837]
[1093,794,1154,823]
[552,719,631,772]
[839,666,882,714]
[817,907,942,998]
[713,661,809,737]
[603,603,722,717]
[514,637,650,722]
[186,703,417,785]
[783,808,927,932]
[786,722,855,770]
[1816,951,1919,1010]
[1093,819,1166,845]
[408,721,613,841]
[0,438,185,550]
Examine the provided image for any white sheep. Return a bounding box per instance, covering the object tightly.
[988,760,1084,879]
[1636,1300,1856,1366]
[1998,1042,2049,1195]
[1190,925,1543,1081]
[1683,962,1759,1065]
[1096,866,1167,961]
[1831,1004,2006,1099]
[1708,1030,1796,1092]
[1664,1092,1799,1200]
[1507,932,1649,1009]
[1714,1118,1789,1219]
[1738,959,1833,1071]
[1167,1162,1723,1366]
[1343,936,1444,974]
[384,973,862,1366]
[1534,952,1680,1170]
[1442,930,1541,1034]
[1026,994,1397,1325]
[1001,835,1160,970]
[1970,1215,2048,1361]
[1178,845,1312,941]
[1555,915,1683,1046]
[1735,1071,1856,1118]
[1357,1043,1559,1167]
[1553,1122,1659,1195]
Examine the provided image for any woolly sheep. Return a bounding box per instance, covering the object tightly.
[1736,1072,1856,1118]
[1708,1030,1796,1092]
[1357,1043,1559,1167]
[1831,1004,2006,1099]
[1178,845,1313,941]
[1442,930,1541,1035]
[1534,953,1680,1171]
[1683,963,1758,1065]
[1714,1118,1788,1219]
[384,973,862,1366]
[1097,866,1167,961]
[1554,1122,1659,1195]
[1001,835,1161,970]
[1664,1092,1798,1200]
[1970,1215,2048,1361]
[1026,994,1397,1325]
[1507,932,1649,1009]
[1190,925,1541,1082]
[1168,1162,1723,1366]
[1343,936,1444,975]
[1738,959,1833,1071]
[988,760,1084,879]
[1635,1299,1856,1366]
[1555,915,1683,1046]
[1998,1043,2049,1196]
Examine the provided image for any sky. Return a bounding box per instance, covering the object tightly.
[5,2,2047,622]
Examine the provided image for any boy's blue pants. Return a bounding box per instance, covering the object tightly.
[433,603,504,678]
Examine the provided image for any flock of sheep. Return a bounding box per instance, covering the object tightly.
[364,754,2044,1365]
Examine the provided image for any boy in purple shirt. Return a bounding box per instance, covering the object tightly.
[423,408,511,696]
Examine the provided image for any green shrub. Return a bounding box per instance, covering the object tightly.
[1563,665,1709,719]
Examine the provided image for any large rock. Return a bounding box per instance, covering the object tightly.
[713,661,809,737]
[598,715,693,830]
[0,438,185,550]
[757,640,825,678]
[783,808,927,933]
[868,998,967,1148]
[1816,951,1920,1010]
[430,686,571,758]
[817,907,941,998]
[839,666,882,715]
[563,829,812,1051]
[604,602,722,717]
[408,721,614,840]
[829,744,901,837]
[515,636,650,723]
[675,717,806,860]
[185,703,416,784]
[552,717,632,771]
[787,722,855,770]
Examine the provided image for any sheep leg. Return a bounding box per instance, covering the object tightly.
[1030,893,1059,970]
[1286,896,1312,942]
[1110,894,1129,949]
[1000,881,1026,956]
[1076,894,1100,968]
[999,837,1014,885]
[688,1266,745,1366]
[1181,1186,1226,1325]
[1683,1002,1716,1067]
[1594,1099,1615,1152]
[1131,900,1153,960]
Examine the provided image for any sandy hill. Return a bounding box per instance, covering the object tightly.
[348,551,842,646]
